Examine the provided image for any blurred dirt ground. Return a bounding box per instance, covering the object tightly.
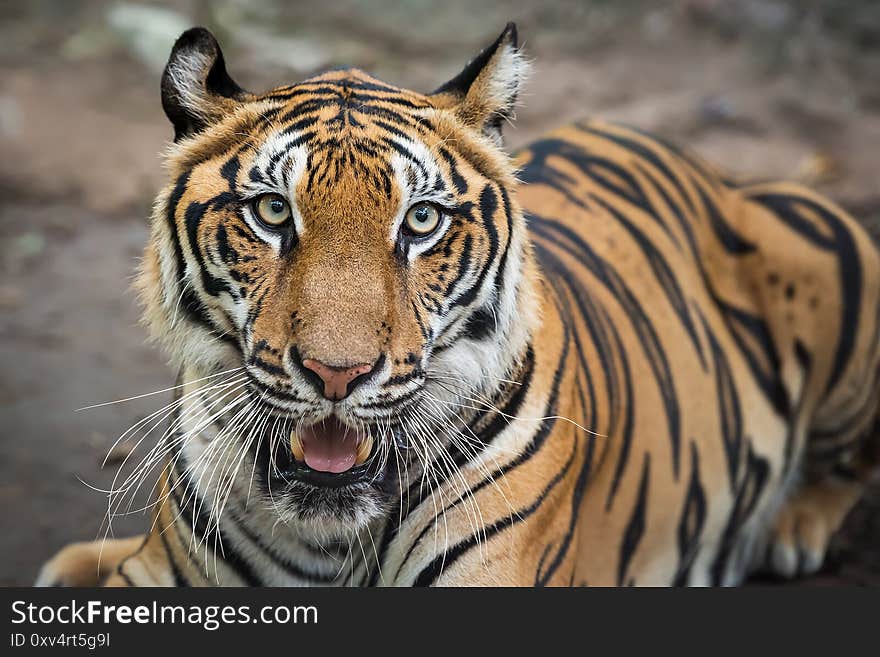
[1,0,878,586]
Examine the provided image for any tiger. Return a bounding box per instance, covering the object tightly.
[37,23,880,587]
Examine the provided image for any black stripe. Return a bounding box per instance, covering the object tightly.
[695,307,744,489]
[673,441,707,586]
[531,216,681,482]
[696,185,756,255]
[388,347,539,581]
[168,457,263,586]
[158,527,190,587]
[617,453,651,586]
[164,172,239,346]
[710,444,771,584]
[534,375,596,585]
[711,296,789,417]
[751,192,862,394]
[439,147,468,194]
[393,295,570,576]
[226,509,340,584]
[448,184,500,310]
[411,434,578,587]
[576,123,698,216]
[590,192,706,371]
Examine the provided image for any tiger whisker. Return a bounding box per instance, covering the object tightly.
[76,366,244,412]
[428,375,607,439]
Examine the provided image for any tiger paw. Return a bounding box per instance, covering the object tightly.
[35,536,143,587]
[765,480,861,578]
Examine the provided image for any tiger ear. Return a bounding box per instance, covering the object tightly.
[430,23,528,145]
[161,27,249,142]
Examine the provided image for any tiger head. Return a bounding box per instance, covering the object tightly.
[138,24,539,532]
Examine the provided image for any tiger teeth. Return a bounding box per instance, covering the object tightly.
[355,434,374,466]
[290,428,372,466]
[290,431,304,461]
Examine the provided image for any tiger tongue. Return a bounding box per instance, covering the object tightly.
[298,418,360,474]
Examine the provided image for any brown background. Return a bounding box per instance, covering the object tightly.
[1,0,878,585]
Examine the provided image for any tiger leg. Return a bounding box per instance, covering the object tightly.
[764,367,880,578]
[766,476,864,577]
[765,381,880,578]
[35,536,145,587]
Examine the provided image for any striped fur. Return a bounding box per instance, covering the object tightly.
[38,25,880,587]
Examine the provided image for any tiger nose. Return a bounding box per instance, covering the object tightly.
[301,359,376,401]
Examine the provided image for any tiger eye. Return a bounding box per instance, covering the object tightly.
[255,193,292,226]
[404,202,441,236]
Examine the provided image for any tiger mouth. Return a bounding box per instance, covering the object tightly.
[290,417,374,473]
[262,416,386,489]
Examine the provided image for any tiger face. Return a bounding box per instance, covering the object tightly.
[139,26,539,531]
